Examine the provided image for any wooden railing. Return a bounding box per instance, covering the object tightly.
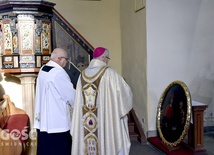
[128,108,147,144]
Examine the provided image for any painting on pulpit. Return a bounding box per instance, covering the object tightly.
[157,80,192,147]
[54,22,90,72]
[52,10,94,85]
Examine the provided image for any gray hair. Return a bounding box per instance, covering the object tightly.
[50,48,67,60]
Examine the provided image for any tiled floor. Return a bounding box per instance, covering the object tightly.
[130,141,164,155]
[28,132,214,155]
[204,131,214,155]
[130,132,214,155]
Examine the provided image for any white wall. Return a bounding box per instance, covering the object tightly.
[120,0,147,132]
[0,73,22,109]
[147,0,214,131]
[50,0,122,74]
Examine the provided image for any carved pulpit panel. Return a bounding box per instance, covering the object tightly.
[1,19,13,55]
[41,20,51,55]
[0,1,54,73]
[18,15,35,55]
[0,14,52,73]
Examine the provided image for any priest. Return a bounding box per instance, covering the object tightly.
[70,47,133,155]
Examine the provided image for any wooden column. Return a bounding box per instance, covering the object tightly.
[188,101,208,154]
[11,74,37,128]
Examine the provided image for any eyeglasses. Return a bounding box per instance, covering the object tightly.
[58,57,69,61]
[103,56,110,60]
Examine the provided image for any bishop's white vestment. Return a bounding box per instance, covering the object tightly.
[70,59,133,155]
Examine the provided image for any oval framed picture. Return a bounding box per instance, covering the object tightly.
[157,80,192,147]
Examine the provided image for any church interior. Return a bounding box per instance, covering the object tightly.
[0,0,214,154]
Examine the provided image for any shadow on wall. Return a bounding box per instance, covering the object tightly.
[0,73,21,99]
[3,73,21,84]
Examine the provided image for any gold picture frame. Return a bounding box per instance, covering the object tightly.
[135,0,145,12]
[157,80,192,147]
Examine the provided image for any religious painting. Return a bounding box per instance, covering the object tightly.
[52,10,94,85]
[54,22,90,72]
[157,80,192,147]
